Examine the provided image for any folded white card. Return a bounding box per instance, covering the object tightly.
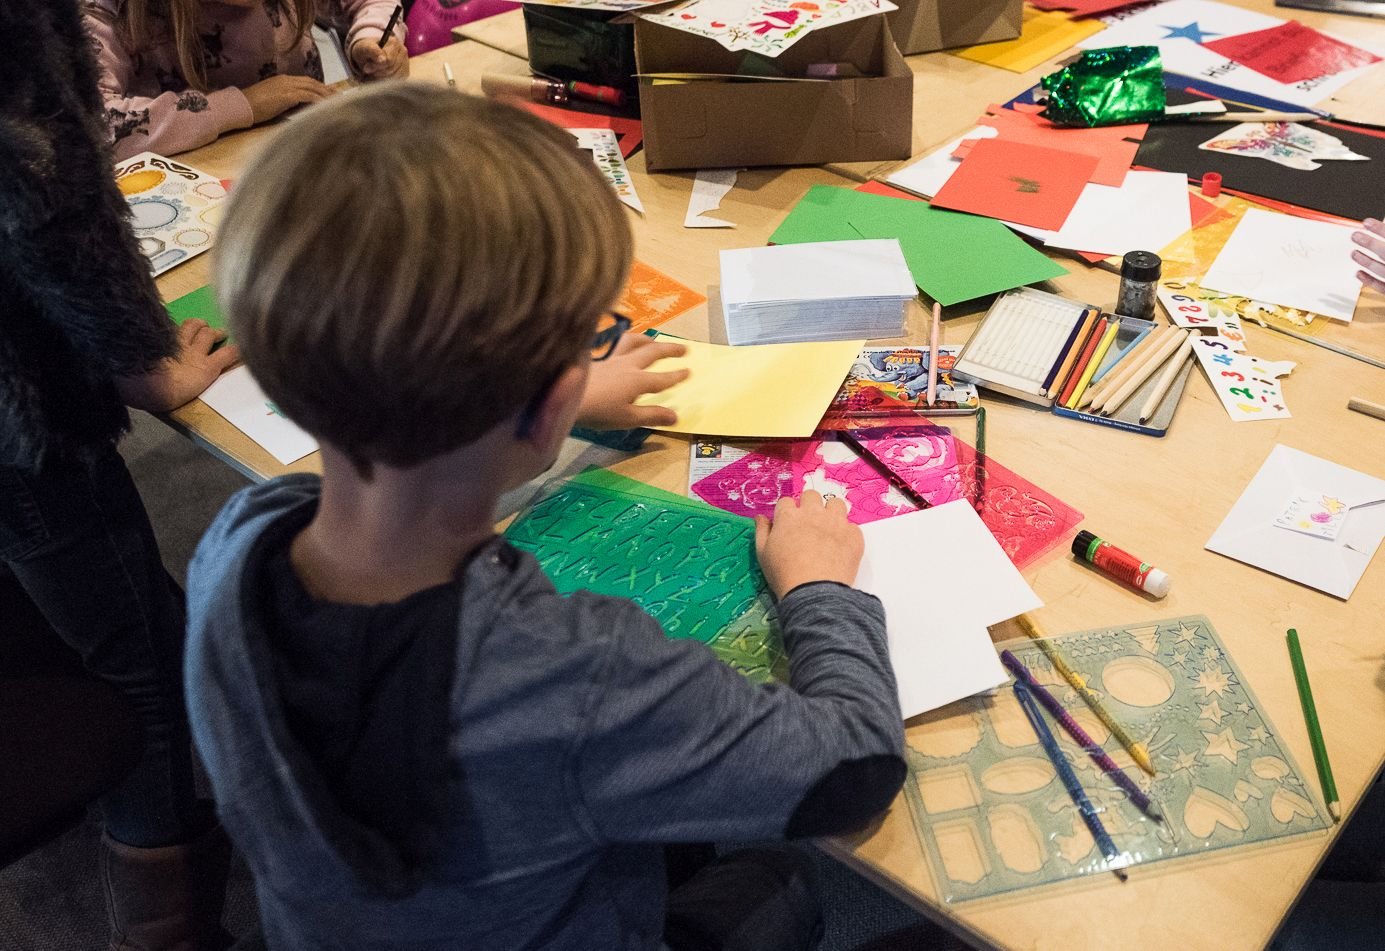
[199,365,318,465]
[855,501,1043,718]
[1206,444,1385,599]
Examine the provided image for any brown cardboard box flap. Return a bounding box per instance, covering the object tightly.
[887,0,1022,56]
[637,14,913,170]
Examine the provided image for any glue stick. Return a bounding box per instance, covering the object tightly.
[1072,530,1171,598]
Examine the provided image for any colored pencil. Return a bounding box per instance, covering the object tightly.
[1066,318,1120,409]
[1099,329,1188,418]
[973,406,987,512]
[379,3,403,47]
[1089,324,1152,387]
[1002,651,1163,822]
[1137,334,1195,424]
[1286,628,1339,821]
[1040,315,1087,395]
[1348,397,1385,422]
[838,432,930,510]
[1014,681,1129,882]
[927,301,941,406]
[1081,324,1169,410]
[1056,316,1108,408]
[1017,614,1156,776]
[1045,310,1098,399]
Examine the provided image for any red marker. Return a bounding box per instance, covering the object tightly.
[1072,530,1171,598]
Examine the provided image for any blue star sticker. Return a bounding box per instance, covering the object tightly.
[1161,21,1222,43]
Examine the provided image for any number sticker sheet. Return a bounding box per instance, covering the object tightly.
[1192,335,1295,422]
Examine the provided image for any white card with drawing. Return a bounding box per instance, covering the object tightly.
[199,366,318,465]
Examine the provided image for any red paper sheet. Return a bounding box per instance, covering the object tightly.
[520,102,644,157]
[931,138,1098,232]
[953,105,1146,188]
[1203,21,1379,86]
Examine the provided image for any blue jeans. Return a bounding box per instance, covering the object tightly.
[0,444,200,848]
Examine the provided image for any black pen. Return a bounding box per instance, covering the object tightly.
[379,3,402,48]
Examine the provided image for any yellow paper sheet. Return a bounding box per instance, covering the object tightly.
[636,334,864,438]
[951,8,1105,74]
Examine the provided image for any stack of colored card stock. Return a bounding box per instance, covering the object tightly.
[720,239,917,346]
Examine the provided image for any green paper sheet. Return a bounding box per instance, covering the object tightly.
[504,473,787,683]
[165,284,227,333]
[768,186,1067,307]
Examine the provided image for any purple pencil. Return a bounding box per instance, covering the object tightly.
[1001,650,1163,822]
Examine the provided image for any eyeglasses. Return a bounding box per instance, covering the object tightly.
[591,312,632,362]
[516,312,633,438]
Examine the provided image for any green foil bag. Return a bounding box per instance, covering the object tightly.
[1041,46,1166,128]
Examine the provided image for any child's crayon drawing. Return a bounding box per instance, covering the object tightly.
[1275,492,1347,540]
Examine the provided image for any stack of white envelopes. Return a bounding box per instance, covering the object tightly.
[721,239,917,346]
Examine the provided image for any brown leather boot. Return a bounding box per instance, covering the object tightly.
[101,820,234,951]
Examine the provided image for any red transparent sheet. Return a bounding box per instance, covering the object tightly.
[691,427,1083,569]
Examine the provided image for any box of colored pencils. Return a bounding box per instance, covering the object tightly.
[1050,317,1196,438]
[951,288,1094,407]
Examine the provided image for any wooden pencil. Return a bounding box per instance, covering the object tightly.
[1090,324,1153,386]
[1137,334,1195,424]
[1056,316,1108,408]
[1079,324,1164,409]
[1348,397,1385,422]
[927,302,941,407]
[1086,325,1176,413]
[1066,318,1120,410]
[1045,310,1098,399]
[1286,629,1339,821]
[1017,614,1156,776]
[1040,314,1088,395]
[1100,329,1188,418]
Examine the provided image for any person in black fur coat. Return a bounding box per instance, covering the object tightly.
[0,1,239,947]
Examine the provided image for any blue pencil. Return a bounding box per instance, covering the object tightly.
[1090,324,1153,385]
[1040,312,1088,394]
[1013,681,1129,882]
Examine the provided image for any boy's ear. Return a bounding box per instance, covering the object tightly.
[519,362,587,454]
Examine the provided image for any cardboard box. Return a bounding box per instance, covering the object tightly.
[887,0,1022,55]
[635,15,913,171]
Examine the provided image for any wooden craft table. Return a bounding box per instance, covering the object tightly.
[156,9,1385,948]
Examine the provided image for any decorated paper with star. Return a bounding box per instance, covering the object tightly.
[897,615,1329,902]
[1080,0,1382,109]
[635,0,898,57]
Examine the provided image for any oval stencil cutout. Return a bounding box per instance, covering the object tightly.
[1271,788,1317,824]
[1184,786,1250,839]
[912,711,983,759]
[989,805,1045,874]
[1252,756,1290,781]
[1101,655,1176,707]
[981,757,1055,796]
[117,169,165,195]
[129,198,179,230]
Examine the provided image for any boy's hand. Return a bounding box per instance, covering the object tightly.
[1353,218,1385,294]
[243,75,333,124]
[116,320,240,413]
[577,334,689,430]
[754,491,865,600]
[350,36,410,80]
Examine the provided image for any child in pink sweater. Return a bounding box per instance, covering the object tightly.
[85,0,409,160]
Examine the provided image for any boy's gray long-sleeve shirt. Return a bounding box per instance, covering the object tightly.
[186,475,905,950]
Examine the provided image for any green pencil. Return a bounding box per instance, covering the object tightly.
[1286,628,1339,821]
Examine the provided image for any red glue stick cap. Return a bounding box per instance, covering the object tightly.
[1202,172,1222,198]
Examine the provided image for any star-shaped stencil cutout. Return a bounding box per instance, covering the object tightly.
[1162,21,1222,43]
[1248,725,1271,744]
[1171,647,1191,668]
[1199,698,1227,724]
[1194,665,1232,697]
[1203,727,1249,764]
[1174,621,1200,645]
[1170,747,1201,776]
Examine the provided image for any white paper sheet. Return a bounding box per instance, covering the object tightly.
[1080,0,1377,108]
[1206,444,1385,599]
[1044,172,1193,258]
[855,501,1043,719]
[685,169,739,228]
[198,366,318,465]
[571,129,643,215]
[1200,208,1362,322]
[721,239,916,306]
[885,127,998,200]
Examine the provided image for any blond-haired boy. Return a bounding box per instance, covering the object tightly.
[186,84,904,950]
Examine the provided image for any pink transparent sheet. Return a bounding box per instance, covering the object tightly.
[691,427,1083,569]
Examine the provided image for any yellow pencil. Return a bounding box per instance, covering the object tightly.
[1065,319,1120,410]
[1016,614,1156,776]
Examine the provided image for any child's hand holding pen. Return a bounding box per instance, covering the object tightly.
[351,33,409,80]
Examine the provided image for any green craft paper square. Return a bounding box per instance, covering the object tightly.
[165,284,227,333]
